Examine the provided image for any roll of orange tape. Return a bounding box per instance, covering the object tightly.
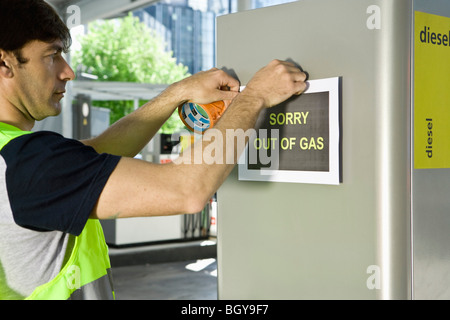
[178,100,227,134]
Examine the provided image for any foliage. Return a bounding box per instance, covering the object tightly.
[72,13,189,132]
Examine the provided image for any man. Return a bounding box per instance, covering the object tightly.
[0,0,307,300]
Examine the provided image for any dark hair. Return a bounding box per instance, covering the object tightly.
[0,0,72,63]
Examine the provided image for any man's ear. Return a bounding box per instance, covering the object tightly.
[0,50,14,78]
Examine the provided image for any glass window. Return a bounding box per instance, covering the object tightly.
[134,0,297,73]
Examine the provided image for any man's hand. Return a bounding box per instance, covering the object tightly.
[176,68,241,105]
[241,59,308,108]
[174,60,306,110]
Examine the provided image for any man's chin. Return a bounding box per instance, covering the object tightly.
[35,104,62,121]
[51,101,63,115]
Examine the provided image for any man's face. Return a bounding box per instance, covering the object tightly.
[10,39,75,121]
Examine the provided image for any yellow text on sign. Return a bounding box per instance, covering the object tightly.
[269,112,309,126]
[253,137,324,151]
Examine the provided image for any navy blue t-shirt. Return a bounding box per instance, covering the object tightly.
[1,131,121,236]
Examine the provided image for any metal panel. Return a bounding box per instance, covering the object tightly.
[216,0,411,299]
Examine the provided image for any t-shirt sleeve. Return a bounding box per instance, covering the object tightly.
[1,131,121,236]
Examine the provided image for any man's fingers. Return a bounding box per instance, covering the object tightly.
[294,81,308,95]
[296,71,308,83]
[284,63,308,95]
[217,71,240,93]
[214,89,239,102]
[282,63,308,82]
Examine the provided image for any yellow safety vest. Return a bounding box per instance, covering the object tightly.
[26,219,114,300]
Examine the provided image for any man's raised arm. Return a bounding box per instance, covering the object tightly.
[81,68,240,157]
[90,60,307,220]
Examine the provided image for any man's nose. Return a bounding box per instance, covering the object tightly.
[61,58,76,82]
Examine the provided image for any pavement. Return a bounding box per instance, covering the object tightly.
[107,239,218,300]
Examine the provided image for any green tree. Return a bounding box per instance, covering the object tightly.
[72,13,189,132]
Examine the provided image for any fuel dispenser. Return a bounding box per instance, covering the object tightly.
[216,0,450,300]
[72,94,91,140]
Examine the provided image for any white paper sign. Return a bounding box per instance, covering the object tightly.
[238,77,341,185]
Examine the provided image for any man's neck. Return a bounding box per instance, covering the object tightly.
[0,96,34,131]
[0,119,34,131]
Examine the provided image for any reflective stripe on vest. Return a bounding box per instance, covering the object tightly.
[68,270,114,300]
[0,123,114,300]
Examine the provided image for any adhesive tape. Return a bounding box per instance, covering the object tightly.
[178,101,226,134]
